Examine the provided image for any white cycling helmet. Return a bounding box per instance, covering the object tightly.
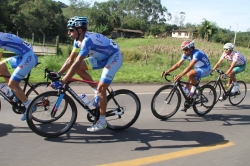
[223,43,234,50]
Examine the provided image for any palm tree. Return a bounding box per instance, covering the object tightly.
[198,19,218,41]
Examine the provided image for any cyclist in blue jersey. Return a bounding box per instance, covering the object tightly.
[161,40,212,111]
[51,16,123,132]
[0,32,38,120]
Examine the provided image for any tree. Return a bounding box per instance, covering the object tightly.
[198,19,218,41]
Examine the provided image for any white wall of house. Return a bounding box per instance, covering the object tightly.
[172,32,190,38]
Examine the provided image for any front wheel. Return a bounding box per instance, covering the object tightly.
[105,89,141,131]
[229,81,247,106]
[193,84,216,116]
[151,85,181,120]
[206,80,221,103]
[26,91,77,138]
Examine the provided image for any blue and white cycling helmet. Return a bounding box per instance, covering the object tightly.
[67,16,88,29]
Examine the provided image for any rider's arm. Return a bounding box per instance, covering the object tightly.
[0,48,3,61]
[213,58,223,71]
[58,51,78,74]
[179,59,196,77]
[225,60,237,75]
[165,59,184,73]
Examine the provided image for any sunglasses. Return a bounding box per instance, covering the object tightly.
[182,48,189,51]
[224,48,230,50]
[68,28,75,32]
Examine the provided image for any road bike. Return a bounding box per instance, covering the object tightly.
[206,69,247,106]
[0,62,51,117]
[26,68,141,138]
[151,74,216,120]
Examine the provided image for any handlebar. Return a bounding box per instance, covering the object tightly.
[44,68,62,82]
[164,73,175,82]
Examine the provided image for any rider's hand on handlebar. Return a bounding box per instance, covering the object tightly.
[174,75,182,82]
[161,71,169,77]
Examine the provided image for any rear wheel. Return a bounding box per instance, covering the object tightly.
[229,81,247,106]
[26,91,77,138]
[151,85,181,120]
[193,84,216,116]
[12,82,52,114]
[106,89,141,131]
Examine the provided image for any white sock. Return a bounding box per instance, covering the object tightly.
[23,100,30,110]
[99,115,106,125]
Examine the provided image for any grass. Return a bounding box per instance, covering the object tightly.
[1,37,250,84]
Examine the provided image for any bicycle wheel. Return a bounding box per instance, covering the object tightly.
[229,81,247,106]
[26,91,77,138]
[12,82,52,114]
[193,84,216,116]
[206,80,221,103]
[105,89,141,131]
[151,85,181,120]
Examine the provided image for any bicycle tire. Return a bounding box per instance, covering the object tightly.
[193,84,216,116]
[229,81,247,106]
[206,80,221,103]
[151,85,181,120]
[27,82,68,123]
[12,82,51,114]
[106,89,141,131]
[26,91,77,138]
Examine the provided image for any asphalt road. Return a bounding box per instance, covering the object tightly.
[0,84,250,166]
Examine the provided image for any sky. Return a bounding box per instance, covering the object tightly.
[59,0,250,32]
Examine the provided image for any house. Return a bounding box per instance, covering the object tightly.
[171,29,199,39]
[111,28,144,39]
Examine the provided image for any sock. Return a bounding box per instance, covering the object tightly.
[99,115,106,125]
[23,100,31,110]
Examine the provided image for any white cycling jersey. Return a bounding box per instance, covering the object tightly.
[220,50,246,66]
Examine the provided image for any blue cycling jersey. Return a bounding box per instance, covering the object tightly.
[181,49,210,68]
[72,32,120,60]
[0,32,33,56]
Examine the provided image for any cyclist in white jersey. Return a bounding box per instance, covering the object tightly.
[0,32,38,120]
[51,16,123,132]
[161,40,212,112]
[212,43,246,96]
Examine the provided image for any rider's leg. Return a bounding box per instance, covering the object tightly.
[76,62,97,89]
[87,52,123,132]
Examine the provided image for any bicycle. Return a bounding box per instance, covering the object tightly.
[0,62,51,117]
[26,68,141,138]
[206,69,247,106]
[151,74,216,120]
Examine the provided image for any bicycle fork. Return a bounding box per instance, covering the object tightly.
[51,93,64,117]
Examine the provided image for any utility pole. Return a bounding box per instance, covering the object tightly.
[233,23,238,45]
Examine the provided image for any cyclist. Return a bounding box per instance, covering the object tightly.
[212,43,246,99]
[0,32,38,120]
[51,16,123,132]
[161,40,211,112]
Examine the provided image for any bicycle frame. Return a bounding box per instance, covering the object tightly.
[51,77,119,121]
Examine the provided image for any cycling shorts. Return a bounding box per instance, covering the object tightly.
[233,63,246,74]
[84,51,123,84]
[195,67,212,80]
[4,51,38,82]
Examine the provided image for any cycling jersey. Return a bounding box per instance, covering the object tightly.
[0,32,37,82]
[220,50,246,66]
[72,32,120,60]
[181,49,211,68]
[72,31,122,84]
[0,32,33,56]
[181,49,211,80]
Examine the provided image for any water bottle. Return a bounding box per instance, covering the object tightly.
[93,95,100,107]
[182,86,189,96]
[80,94,92,106]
